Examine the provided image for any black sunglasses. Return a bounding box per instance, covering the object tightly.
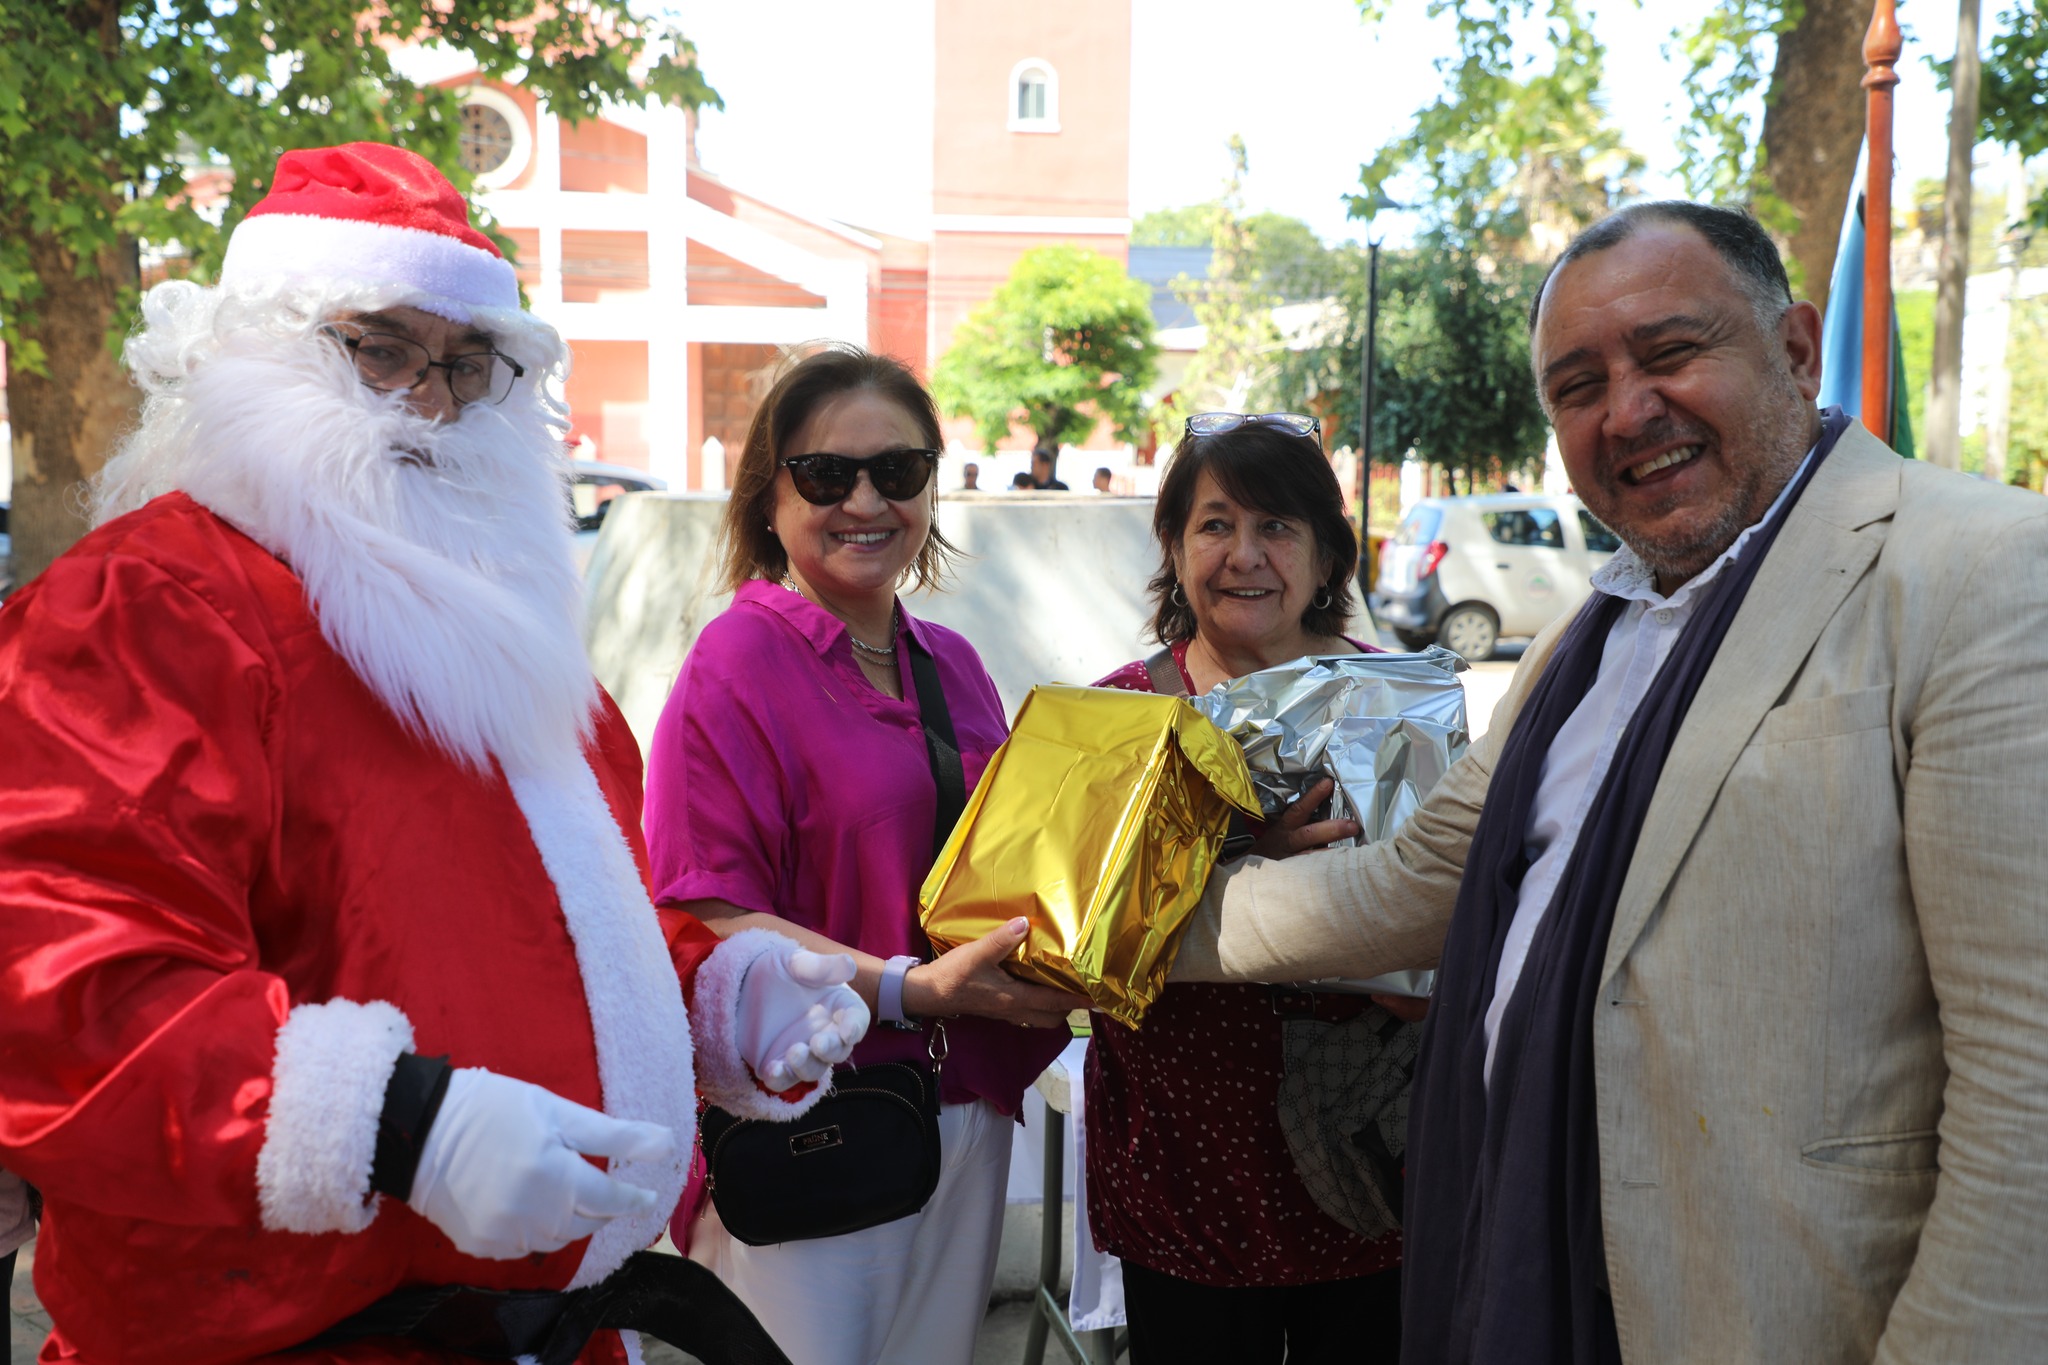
[777,448,941,505]
[1184,412,1321,440]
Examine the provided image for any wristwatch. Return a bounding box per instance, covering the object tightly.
[877,955,922,1031]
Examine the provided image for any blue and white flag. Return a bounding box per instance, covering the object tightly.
[1819,144,1916,455]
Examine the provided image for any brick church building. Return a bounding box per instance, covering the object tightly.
[448,0,1133,490]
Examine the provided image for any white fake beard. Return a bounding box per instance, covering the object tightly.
[99,326,597,778]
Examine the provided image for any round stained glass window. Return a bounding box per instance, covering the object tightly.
[459,103,515,176]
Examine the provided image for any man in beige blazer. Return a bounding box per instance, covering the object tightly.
[1171,203,2048,1363]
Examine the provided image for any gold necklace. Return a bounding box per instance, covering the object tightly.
[781,577,897,658]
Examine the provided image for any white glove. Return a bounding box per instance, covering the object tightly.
[406,1068,676,1260]
[734,946,871,1091]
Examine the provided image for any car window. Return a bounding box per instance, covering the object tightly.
[1481,508,1563,548]
[1393,506,1443,546]
[571,479,642,531]
[1578,510,1622,554]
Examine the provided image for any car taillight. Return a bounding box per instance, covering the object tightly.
[1418,541,1449,579]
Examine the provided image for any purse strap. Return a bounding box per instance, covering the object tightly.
[1144,645,1189,698]
[906,638,966,862]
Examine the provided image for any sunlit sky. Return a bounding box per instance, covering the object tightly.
[669,0,1967,249]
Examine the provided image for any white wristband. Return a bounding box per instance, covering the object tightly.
[878,955,921,1030]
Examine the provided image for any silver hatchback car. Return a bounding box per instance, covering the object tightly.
[1370,493,1620,661]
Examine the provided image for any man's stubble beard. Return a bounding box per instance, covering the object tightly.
[1609,363,1815,588]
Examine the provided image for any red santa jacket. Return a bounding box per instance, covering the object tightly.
[0,494,773,1364]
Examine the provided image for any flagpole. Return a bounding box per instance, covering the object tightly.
[1861,0,1902,443]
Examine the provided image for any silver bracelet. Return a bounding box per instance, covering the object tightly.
[877,955,921,1031]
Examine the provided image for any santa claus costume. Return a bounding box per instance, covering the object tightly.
[0,144,855,1365]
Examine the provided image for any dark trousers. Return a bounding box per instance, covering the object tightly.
[1120,1258,1402,1365]
[3,1247,15,1365]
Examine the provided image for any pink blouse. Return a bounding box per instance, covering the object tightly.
[646,578,1068,1112]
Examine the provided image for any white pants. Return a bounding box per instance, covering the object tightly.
[689,1098,1013,1365]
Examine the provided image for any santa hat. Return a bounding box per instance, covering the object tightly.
[220,142,520,317]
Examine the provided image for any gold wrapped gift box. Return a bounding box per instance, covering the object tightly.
[918,685,1261,1028]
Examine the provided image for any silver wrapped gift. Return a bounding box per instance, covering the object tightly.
[1191,646,1470,997]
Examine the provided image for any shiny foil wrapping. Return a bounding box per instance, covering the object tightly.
[1192,647,1470,998]
[919,684,1263,1027]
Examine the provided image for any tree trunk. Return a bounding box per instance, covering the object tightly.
[1760,0,1875,314]
[1926,0,1982,470]
[7,231,138,587]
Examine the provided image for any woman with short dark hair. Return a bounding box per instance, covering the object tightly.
[645,343,1086,1365]
[1087,412,1407,1364]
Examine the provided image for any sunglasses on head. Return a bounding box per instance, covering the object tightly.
[1184,412,1322,440]
[777,448,941,505]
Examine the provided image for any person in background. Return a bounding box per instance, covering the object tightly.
[645,343,1088,1365]
[1087,411,1411,1365]
[1031,444,1070,489]
[1011,471,1037,490]
[960,461,980,491]
[1093,466,1114,494]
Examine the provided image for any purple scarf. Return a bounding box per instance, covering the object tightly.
[1400,408,1851,1365]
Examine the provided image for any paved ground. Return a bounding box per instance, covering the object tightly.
[1460,651,1522,741]
[7,1243,49,1365]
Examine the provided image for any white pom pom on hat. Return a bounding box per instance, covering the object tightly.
[220,142,520,316]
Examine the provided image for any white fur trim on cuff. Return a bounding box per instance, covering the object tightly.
[256,998,414,1234]
[693,929,834,1122]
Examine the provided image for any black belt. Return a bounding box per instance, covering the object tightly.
[302,1250,792,1365]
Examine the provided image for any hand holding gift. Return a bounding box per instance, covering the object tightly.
[904,917,1093,1030]
[920,685,1262,1028]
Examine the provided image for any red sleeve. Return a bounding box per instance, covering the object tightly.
[0,551,291,1227]
[664,907,724,993]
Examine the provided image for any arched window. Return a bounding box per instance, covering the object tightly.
[1008,59,1059,133]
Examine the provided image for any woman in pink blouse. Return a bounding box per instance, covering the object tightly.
[644,344,1086,1365]
[1088,413,1419,1364]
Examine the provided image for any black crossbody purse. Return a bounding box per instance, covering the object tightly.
[696,638,968,1247]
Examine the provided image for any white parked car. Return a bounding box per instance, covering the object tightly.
[1371,493,1620,662]
[570,460,666,573]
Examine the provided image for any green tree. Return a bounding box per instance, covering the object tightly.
[1671,0,1879,310]
[1357,0,1875,308]
[1354,0,1643,259]
[0,1,717,583]
[1151,137,1286,446]
[1272,244,1549,490]
[930,245,1159,471]
[1132,204,1218,248]
[2005,296,2048,489]
[1962,2,2048,229]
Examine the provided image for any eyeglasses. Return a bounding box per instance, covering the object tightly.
[325,328,526,406]
[1184,412,1322,440]
[777,448,941,505]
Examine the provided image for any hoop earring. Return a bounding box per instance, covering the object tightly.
[1171,584,1188,608]
[1313,587,1333,611]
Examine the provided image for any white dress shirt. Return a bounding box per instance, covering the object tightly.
[1482,449,1818,1084]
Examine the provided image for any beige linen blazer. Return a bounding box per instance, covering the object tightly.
[1172,425,2048,1363]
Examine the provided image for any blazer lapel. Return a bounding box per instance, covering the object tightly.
[1599,425,1902,985]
